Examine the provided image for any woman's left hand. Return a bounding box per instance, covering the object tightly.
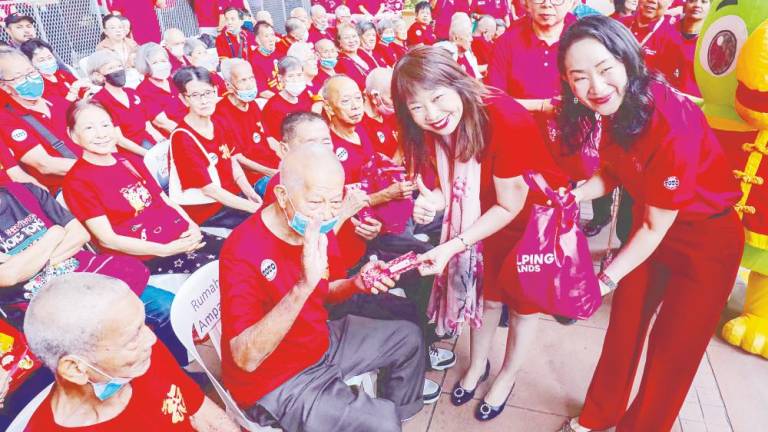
[417,239,463,276]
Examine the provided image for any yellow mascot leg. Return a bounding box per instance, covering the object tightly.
[722,271,768,358]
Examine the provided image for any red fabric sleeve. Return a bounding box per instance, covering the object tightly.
[0,113,41,159]
[0,138,18,170]
[641,127,698,210]
[171,131,214,189]
[219,248,271,338]
[62,172,105,221]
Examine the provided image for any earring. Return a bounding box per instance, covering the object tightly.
[573,97,579,105]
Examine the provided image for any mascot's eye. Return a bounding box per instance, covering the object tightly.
[699,15,748,77]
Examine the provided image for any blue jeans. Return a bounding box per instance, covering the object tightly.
[140,286,187,366]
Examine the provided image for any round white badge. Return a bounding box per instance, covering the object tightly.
[134,95,141,105]
[377,131,386,143]
[261,259,277,281]
[415,29,422,36]
[253,132,262,143]
[208,153,219,164]
[335,147,349,162]
[11,129,28,142]
[663,176,680,191]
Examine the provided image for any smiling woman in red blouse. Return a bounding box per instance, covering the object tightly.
[557,16,743,432]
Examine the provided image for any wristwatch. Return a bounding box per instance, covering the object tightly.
[597,272,617,295]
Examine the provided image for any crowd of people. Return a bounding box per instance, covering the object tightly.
[0,0,743,431]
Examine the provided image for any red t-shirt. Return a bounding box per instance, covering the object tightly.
[374,42,398,67]
[249,49,281,95]
[27,343,204,432]
[108,0,161,44]
[389,42,408,62]
[193,0,220,27]
[167,49,190,74]
[171,119,242,224]
[93,88,154,149]
[0,95,81,193]
[220,210,346,406]
[261,92,314,140]
[330,126,375,186]
[0,138,18,174]
[216,30,258,62]
[620,15,683,81]
[215,96,279,170]
[407,22,437,47]
[486,15,575,99]
[308,25,336,45]
[359,48,387,69]
[63,154,189,259]
[599,83,740,221]
[361,113,399,159]
[472,36,494,66]
[42,69,78,100]
[136,78,187,126]
[474,0,511,20]
[434,0,471,40]
[664,30,701,97]
[348,0,381,15]
[335,52,373,91]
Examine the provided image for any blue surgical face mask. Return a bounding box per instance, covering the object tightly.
[36,59,58,75]
[13,73,45,100]
[258,46,274,56]
[319,58,337,69]
[381,35,395,45]
[235,87,258,102]
[75,356,133,401]
[284,195,338,236]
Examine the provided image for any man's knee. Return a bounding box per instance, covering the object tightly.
[393,320,424,356]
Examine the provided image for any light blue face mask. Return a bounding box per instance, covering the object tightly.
[258,46,274,56]
[12,73,45,100]
[285,196,338,236]
[75,357,132,401]
[36,59,58,75]
[319,58,338,69]
[381,35,395,45]
[236,88,258,102]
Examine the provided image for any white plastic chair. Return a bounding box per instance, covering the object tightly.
[170,261,376,431]
[143,138,170,190]
[7,383,54,432]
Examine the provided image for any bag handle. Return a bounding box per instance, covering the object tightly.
[523,171,573,207]
[169,128,215,171]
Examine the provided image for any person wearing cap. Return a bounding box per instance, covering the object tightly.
[3,13,36,48]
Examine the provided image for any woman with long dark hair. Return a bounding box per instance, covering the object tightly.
[556,16,742,432]
[393,46,568,422]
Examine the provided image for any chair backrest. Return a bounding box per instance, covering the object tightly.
[143,139,170,190]
[169,261,278,431]
[7,383,54,432]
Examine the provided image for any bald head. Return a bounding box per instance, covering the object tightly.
[163,28,185,44]
[279,144,344,204]
[290,7,309,25]
[315,38,335,52]
[365,67,392,94]
[322,74,358,102]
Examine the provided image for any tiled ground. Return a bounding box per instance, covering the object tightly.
[403,215,768,432]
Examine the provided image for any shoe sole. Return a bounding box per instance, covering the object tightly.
[423,393,440,405]
[430,355,457,371]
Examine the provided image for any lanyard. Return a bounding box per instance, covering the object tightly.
[638,16,666,47]
[225,31,244,60]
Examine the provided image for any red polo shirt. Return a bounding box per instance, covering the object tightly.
[664,30,701,97]
[474,0,511,20]
[620,15,683,81]
[27,343,204,432]
[136,78,187,126]
[389,42,408,62]
[166,49,189,74]
[434,0,471,40]
[359,48,387,69]
[93,88,154,150]
[193,0,220,27]
[472,36,494,67]
[308,25,336,44]
[261,92,314,140]
[249,49,281,95]
[315,67,335,90]
[215,95,279,171]
[170,118,242,224]
[220,210,346,406]
[330,125,375,186]
[335,52,373,91]
[407,22,437,47]
[487,15,575,99]
[108,0,161,44]
[216,30,258,62]
[0,138,18,173]
[374,42,398,66]
[599,82,740,221]
[362,113,399,159]
[42,69,78,100]
[0,95,80,192]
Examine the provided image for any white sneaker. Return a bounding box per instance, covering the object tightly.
[429,345,456,371]
[423,378,441,404]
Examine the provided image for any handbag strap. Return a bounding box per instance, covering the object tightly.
[4,103,77,159]
[523,171,565,205]
[170,128,215,170]
[1,182,55,228]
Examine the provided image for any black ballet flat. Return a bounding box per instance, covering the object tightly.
[474,384,515,422]
[450,361,491,406]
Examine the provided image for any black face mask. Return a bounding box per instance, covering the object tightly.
[104,69,126,87]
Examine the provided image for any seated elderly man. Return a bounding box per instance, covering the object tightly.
[450,12,482,79]
[219,145,426,431]
[308,4,335,43]
[162,28,190,73]
[24,273,239,431]
[472,14,497,73]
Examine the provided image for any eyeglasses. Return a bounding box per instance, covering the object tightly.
[0,69,40,84]
[185,90,216,101]
[531,0,568,5]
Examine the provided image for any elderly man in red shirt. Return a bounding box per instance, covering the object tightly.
[308,4,336,43]
[24,273,239,431]
[249,21,281,99]
[618,0,683,79]
[220,145,426,431]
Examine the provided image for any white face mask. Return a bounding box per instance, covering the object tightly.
[169,45,184,58]
[284,81,306,97]
[150,62,172,80]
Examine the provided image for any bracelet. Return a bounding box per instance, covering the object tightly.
[597,272,617,293]
[456,235,471,251]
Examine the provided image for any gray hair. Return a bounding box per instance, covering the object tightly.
[477,14,497,31]
[287,41,314,63]
[220,57,250,83]
[277,55,303,76]
[290,7,308,18]
[376,18,394,35]
[310,4,326,16]
[335,5,351,16]
[365,67,392,93]
[184,37,206,57]
[449,12,472,39]
[284,17,304,36]
[135,42,168,76]
[24,273,135,371]
[0,47,30,81]
[86,49,122,76]
[162,27,184,43]
[356,20,376,36]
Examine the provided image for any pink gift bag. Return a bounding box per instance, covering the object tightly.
[505,172,601,319]
[360,153,415,235]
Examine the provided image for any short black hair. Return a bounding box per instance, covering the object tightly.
[172,66,212,94]
[281,112,327,143]
[415,1,432,14]
[254,20,274,37]
[223,7,245,19]
[19,38,53,61]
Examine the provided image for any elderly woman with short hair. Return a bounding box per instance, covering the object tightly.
[183,37,228,94]
[135,42,186,134]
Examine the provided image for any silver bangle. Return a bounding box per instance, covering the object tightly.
[456,235,471,251]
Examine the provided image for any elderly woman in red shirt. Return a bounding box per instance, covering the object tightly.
[135,42,187,135]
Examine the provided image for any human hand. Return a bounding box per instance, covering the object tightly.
[381,180,417,202]
[299,218,328,293]
[413,175,441,225]
[339,188,370,221]
[356,257,397,294]
[417,238,463,276]
[351,216,382,241]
